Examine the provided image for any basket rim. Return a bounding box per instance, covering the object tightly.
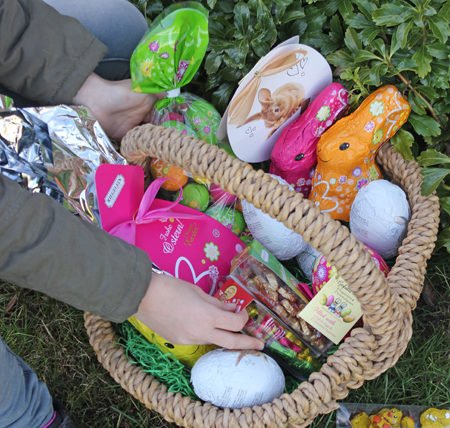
[85,125,440,427]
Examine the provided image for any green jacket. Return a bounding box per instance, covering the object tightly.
[0,0,151,322]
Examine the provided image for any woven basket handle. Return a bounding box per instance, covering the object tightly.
[121,124,399,337]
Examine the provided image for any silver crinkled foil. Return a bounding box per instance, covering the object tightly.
[0,105,126,226]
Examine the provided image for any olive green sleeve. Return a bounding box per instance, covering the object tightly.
[0,176,152,322]
[0,0,107,104]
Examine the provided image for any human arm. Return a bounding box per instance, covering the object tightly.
[0,176,263,349]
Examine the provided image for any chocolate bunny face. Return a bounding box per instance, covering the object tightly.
[310,85,411,221]
[241,82,306,131]
[270,82,349,196]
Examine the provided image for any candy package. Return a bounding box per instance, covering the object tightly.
[216,278,320,380]
[96,164,245,296]
[0,106,125,225]
[131,2,222,146]
[337,402,450,428]
[220,36,332,163]
[230,240,332,354]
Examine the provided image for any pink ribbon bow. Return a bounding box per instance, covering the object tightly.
[109,178,201,245]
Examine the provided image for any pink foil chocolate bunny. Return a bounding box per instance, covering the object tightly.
[269,83,349,196]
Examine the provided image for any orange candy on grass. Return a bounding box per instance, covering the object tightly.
[150,158,188,191]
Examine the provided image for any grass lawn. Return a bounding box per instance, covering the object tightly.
[0,252,448,428]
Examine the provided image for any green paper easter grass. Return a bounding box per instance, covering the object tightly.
[119,322,197,398]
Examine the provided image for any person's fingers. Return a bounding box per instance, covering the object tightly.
[213,307,249,332]
[199,292,237,312]
[208,330,264,350]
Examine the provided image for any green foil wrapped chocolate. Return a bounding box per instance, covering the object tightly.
[151,93,222,145]
[130,2,222,145]
[178,183,210,212]
[130,2,209,94]
[206,205,246,235]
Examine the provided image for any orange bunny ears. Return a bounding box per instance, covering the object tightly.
[310,85,411,221]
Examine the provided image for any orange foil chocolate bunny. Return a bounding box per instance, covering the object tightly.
[309,85,410,221]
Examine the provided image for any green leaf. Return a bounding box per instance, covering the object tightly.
[412,45,433,78]
[327,49,355,69]
[427,43,450,60]
[372,3,414,27]
[281,8,306,23]
[428,16,450,44]
[441,197,450,217]
[344,28,362,53]
[234,3,251,36]
[409,113,442,137]
[418,149,450,167]
[354,50,383,63]
[212,82,235,112]
[393,21,413,53]
[435,227,450,253]
[421,167,450,195]
[360,27,381,45]
[347,13,372,29]
[338,0,353,18]
[391,129,415,161]
[372,38,387,58]
[204,53,223,74]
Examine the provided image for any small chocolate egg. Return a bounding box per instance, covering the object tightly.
[186,98,222,145]
[206,204,246,235]
[161,120,196,137]
[150,158,188,191]
[343,315,354,323]
[178,183,210,211]
[326,295,334,307]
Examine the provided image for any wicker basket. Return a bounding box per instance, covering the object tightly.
[84,124,440,427]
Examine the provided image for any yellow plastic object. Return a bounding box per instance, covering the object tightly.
[350,412,370,428]
[400,416,415,428]
[420,408,450,428]
[128,316,214,367]
[310,85,410,221]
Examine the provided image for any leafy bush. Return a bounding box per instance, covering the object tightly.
[132,0,450,251]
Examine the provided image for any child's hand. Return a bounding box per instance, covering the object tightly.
[73,73,157,141]
[134,273,264,350]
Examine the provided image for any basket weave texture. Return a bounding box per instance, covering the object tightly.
[84,124,440,427]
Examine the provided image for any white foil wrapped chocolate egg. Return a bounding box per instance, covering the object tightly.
[191,349,285,409]
[350,180,410,259]
[242,175,307,260]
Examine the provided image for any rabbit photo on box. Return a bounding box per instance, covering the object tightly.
[309,85,411,222]
[240,82,309,134]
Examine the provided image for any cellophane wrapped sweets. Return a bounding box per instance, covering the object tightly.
[230,240,333,354]
[130,2,222,145]
[216,278,321,380]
